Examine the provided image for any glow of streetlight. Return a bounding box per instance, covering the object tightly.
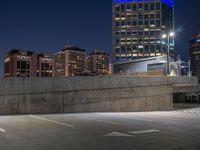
[169,32,175,37]
[162,34,167,39]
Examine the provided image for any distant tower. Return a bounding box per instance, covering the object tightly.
[53,45,86,77]
[112,0,174,63]
[188,34,200,83]
[86,50,110,75]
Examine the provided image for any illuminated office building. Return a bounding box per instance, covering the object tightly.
[37,54,53,77]
[188,34,200,82]
[112,0,174,63]
[53,45,86,77]
[4,49,53,77]
[86,51,109,75]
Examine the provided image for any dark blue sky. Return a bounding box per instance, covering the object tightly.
[0,0,200,76]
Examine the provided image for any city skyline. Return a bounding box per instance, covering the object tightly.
[0,0,200,76]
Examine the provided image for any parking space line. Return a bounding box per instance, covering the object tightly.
[30,115,74,128]
[0,128,6,132]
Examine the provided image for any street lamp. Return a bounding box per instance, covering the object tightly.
[162,32,175,76]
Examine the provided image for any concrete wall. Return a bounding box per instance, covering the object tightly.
[0,76,198,114]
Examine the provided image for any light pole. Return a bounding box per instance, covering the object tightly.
[162,32,175,76]
[188,58,191,77]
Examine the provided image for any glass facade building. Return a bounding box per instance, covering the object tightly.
[188,34,200,82]
[112,0,174,63]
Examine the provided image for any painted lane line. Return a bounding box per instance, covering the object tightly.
[0,128,6,132]
[30,115,74,128]
[104,131,133,137]
[129,129,160,135]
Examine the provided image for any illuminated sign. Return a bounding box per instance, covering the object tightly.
[113,0,174,7]
[17,55,31,61]
[197,39,200,43]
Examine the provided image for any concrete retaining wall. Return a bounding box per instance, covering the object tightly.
[0,76,198,114]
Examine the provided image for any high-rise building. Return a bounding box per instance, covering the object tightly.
[86,50,109,75]
[4,49,53,77]
[53,45,86,77]
[188,34,200,82]
[112,0,174,63]
[37,54,53,77]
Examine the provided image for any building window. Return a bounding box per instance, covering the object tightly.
[127,21,131,26]
[115,14,120,17]
[144,14,149,19]
[150,3,155,10]
[115,47,120,53]
[138,3,143,10]
[156,14,160,19]
[127,46,132,51]
[133,14,137,18]
[150,31,155,36]
[132,21,137,26]
[121,32,126,36]
[127,4,131,10]
[157,45,161,50]
[150,20,155,25]
[145,45,149,51]
[17,61,20,69]
[127,31,132,36]
[144,31,149,36]
[156,20,160,27]
[21,61,27,69]
[121,4,126,12]
[132,31,137,35]
[27,63,30,69]
[138,14,143,19]
[156,3,161,10]
[115,6,120,12]
[150,14,155,19]
[138,31,143,36]
[150,45,155,50]
[132,4,137,10]
[144,3,149,11]
[116,31,120,36]
[144,20,149,26]
[139,21,143,26]
[121,46,126,53]
[115,22,120,27]
[121,21,125,26]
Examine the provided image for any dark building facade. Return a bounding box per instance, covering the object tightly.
[53,45,86,77]
[188,34,200,82]
[37,54,53,77]
[112,0,174,63]
[4,49,53,77]
[86,51,109,75]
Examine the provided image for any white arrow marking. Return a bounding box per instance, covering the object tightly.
[129,129,160,135]
[0,128,6,132]
[103,131,133,137]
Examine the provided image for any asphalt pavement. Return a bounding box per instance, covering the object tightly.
[0,107,200,150]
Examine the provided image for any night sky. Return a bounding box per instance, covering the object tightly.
[0,0,200,77]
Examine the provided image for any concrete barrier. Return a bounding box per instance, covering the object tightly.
[0,76,198,114]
